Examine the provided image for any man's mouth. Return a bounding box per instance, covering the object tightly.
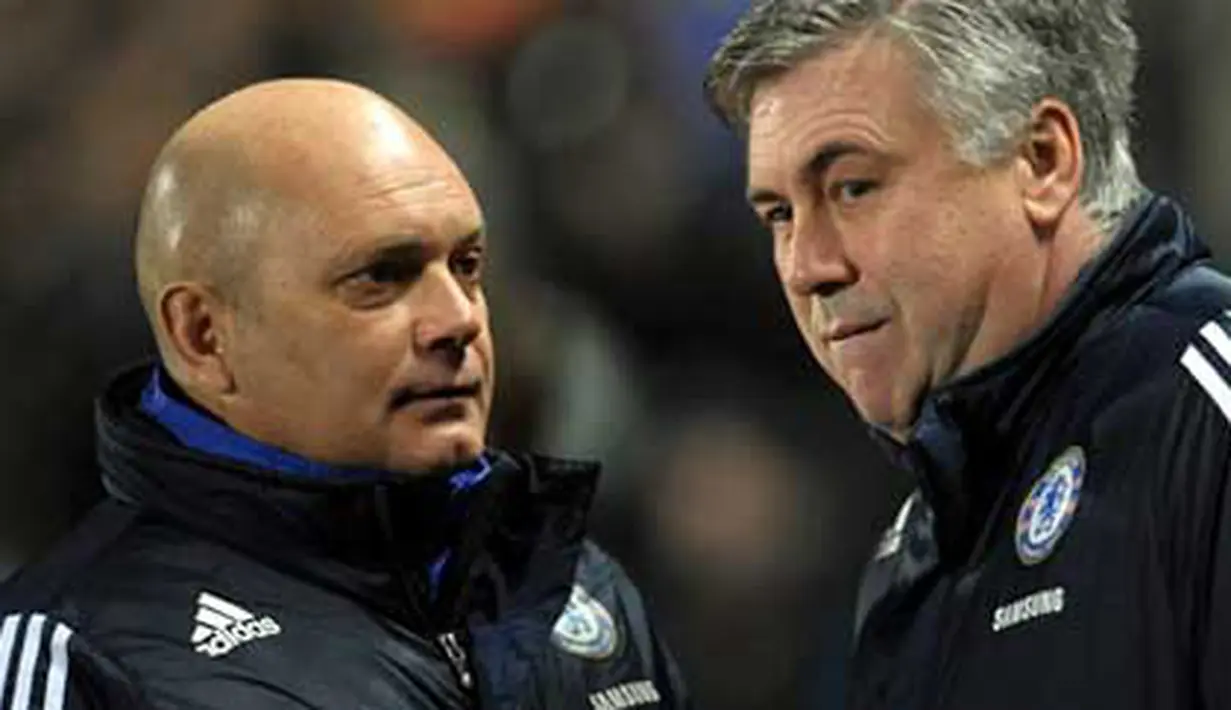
[822,319,889,344]
[390,382,481,409]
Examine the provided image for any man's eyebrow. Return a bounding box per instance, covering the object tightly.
[746,141,869,206]
[454,229,484,248]
[345,228,484,263]
[363,239,427,263]
[328,237,425,285]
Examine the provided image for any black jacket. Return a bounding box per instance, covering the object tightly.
[0,365,688,710]
[848,195,1231,709]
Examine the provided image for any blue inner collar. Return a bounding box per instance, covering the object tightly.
[138,368,491,488]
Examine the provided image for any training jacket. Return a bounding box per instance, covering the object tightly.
[0,365,688,710]
[847,194,1231,709]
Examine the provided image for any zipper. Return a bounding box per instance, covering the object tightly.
[373,484,435,630]
[437,630,475,690]
[929,455,1027,709]
[375,485,478,698]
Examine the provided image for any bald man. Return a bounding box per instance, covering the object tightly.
[0,80,688,710]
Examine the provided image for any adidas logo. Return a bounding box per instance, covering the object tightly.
[191,591,281,658]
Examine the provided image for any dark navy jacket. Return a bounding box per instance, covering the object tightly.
[0,365,688,709]
[848,195,1231,709]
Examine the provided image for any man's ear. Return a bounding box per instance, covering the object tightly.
[1016,98,1084,233]
[157,282,237,396]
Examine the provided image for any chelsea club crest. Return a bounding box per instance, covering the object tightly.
[551,584,619,660]
[1016,446,1085,566]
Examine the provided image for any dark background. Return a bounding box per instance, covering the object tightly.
[0,1,1223,707]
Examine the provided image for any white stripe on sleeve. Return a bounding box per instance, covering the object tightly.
[1200,321,1231,368]
[0,615,23,703]
[1181,346,1231,424]
[40,623,72,710]
[10,614,46,710]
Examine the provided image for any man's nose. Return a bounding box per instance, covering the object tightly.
[413,266,482,355]
[779,214,856,298]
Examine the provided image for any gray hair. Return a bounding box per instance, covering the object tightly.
[704,0,1146,233]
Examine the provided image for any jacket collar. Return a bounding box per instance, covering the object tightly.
[874,194,1210,559]
[95,363,600,633]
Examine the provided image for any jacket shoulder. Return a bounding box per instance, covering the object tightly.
[1086,263,1231,379]
[0,501,141,617]
[0,502,158,709]
[1146,260,1231,320]
[574,542,632,592]
[1049,262,1231,443]
[0,499,265,648]
[571,540,658,642]
[1085,260,1231,439]
[552,540,688,708]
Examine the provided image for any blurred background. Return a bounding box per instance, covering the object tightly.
[0,0,1223,707]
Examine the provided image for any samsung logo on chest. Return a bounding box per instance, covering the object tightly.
[991,586,1065,633]
[588,680,661,710]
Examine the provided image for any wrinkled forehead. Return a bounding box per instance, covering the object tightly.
[745,37,929,177]
[228,157,480,290]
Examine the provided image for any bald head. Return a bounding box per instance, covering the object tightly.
[133,78,494,473]
[135,78,465,354]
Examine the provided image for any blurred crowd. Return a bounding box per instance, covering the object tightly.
[0,0,1227,707]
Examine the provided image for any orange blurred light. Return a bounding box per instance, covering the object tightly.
[378,0,563,57]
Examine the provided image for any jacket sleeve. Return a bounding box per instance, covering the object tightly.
[0,612,146,710]
[1097,346,1231,708]
[1163,344,1231,709]
[1190,371,1231,709]
[643,618,690,710]
[1205,475,1231,709]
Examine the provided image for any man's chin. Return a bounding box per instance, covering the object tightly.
[387,431,485,476]
[850,394,918,443]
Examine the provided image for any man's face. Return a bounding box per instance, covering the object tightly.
[222,122,493,474]
[746,37,1033,437]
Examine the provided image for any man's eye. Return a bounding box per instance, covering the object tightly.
[451,248,485,280]
[832,180,878,203]
[762,204,793,227]
[338,259,415,308]
[356,259,413,284]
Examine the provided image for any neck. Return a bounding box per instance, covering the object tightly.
[1035,212,1107,326]
[957,210,1107,383]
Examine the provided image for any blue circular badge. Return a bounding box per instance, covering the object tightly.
[551,584,619,660]
[1016,447,1085,566]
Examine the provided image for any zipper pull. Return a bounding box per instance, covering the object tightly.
[437,630,474,690]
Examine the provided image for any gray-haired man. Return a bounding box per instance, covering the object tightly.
[707,2,1231,708]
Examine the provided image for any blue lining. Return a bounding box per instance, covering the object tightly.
[139,368,491,485]
[428,552,452,595]
[139,369,386,479]
[139,368,491,598]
